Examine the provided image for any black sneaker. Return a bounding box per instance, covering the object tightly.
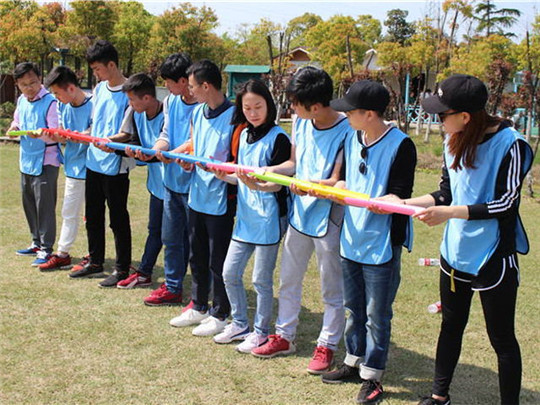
[99,270,128,288]
[69,262,104,278]
[357,379,383,404]
[418,395,451,405]
[321,363,361,384]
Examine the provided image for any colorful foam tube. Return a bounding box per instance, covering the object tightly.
[6,130,42,137]
[250,170,371,200]
[104,142,216,166]
[343,196,425,216]
[40,128,108,144]
[205,161,258,173]
[85,139,427,217]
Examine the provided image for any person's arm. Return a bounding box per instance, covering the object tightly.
[317,149,343,187]
[37,99,60,143]
[409,141,528,226]
[386,138,416,199]
[382,152,450,209]
[265,126,296,176]
[468,140,529,220]
[265,143,296,176]
[408,154,465,226]
[7,99,20,133]
[45,99,59,129]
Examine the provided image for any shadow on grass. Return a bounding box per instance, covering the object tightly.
[383,343,540,404]
[240,284,539,404]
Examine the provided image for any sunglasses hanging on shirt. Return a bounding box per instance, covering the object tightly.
[359,147,368,175]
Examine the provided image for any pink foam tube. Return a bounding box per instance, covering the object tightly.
[205,162,257,173]
[343,197,425,216]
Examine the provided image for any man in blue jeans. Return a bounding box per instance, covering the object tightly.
[106,73,166,291]
[119,53,198,306]
[320,80,417,404]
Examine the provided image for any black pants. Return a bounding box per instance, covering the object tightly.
[188,205,234,319]
[432,253,521,405]
[85,169,131,271]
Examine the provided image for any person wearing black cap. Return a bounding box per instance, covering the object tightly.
[320,80,417,404]
[383,74,533,405]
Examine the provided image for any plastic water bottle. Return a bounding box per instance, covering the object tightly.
[427,301,442,314]
[418,258,440,266]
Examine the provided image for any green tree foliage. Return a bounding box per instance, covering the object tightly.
[516,15,540,75]
[515,15,540,143]
[409,19,439,74]
[441,0,474,50]
[447,34,517,81]
[145,3,221,73]
[227,19,283,65]
[376,41,411,129]
[474,0,521,37]
[384,9,415,45]
[356,14,382,47]
[286,12,322,48]
[58,0,118,56]
[0,0,59,65]
[305,15,376,84]
[112,1,154,76]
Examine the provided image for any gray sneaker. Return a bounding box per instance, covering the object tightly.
[98,270,128,288]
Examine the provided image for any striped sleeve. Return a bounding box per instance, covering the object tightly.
[468,140,527,219]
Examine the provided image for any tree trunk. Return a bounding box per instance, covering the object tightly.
[424,113,432,143]
[346,35,354,79]
[526,134,539,197]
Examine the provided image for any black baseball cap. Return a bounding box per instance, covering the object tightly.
[330,80,390,113]
[422,74,488,114]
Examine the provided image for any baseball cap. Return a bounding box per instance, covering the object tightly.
[422,74,488,114]
[330,80,390,112]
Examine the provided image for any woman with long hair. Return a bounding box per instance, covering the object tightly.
[385,74,532,405]
[210,79,291,353]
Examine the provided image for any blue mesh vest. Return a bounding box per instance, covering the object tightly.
[341,128,413,264]
[18,92,57,176]
[59,96,93,179]
[163,95,198,193]
[441,127,533,275]
[188,103,235,215]
[289,117,351,237]
[133,109,165,200]
[233,125,289,245]
[86,82,129,175]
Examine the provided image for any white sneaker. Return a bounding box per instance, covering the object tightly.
[192,316,227,337]
[169,308,209,328]
[213,323,250,344]
[236,332,269,353]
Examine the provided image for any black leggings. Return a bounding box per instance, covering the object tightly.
[432,255,521,405]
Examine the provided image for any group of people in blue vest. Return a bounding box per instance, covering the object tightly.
[9,38,532,405]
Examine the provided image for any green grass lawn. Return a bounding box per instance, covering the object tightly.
[0,143,538,404]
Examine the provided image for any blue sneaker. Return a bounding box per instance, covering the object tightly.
[31,251,51,267]
[16,245,40,256]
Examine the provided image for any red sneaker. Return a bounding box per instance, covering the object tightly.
[38,254,72,271]
[117,272,152,289]
[251,335,296,358]
[307,345,334,375]
[71,255,90,272]
[143,283,182,306]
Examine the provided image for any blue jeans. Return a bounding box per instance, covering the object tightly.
[223,217,286,336]
[161,187,189,294]
[342,246,402,381]
[138,194,163,276]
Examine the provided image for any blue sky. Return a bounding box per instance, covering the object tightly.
[138,0,539,39]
